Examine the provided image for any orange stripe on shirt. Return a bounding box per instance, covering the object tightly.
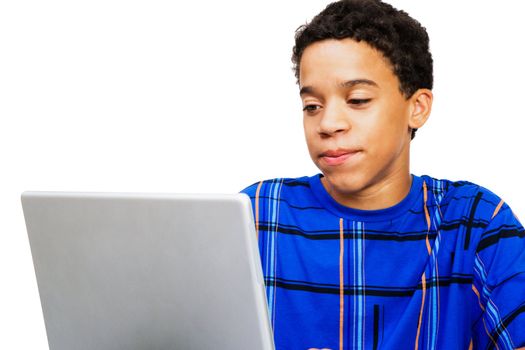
[422,181,432,253]
[483,317,500,350]
[472,284,485,311]
[472,285,500,349]
[415,181,432,350]
[492,199,504,219]
[415,272,427,350]
[255,181,263,239]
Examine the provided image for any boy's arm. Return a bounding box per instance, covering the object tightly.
[471,202,525,349]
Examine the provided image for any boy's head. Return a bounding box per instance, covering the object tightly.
[292,0,433,140]
[293,0,434,204]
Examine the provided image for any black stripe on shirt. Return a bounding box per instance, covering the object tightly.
[258,223,437,242]
[282,179,310,188]
[476,227,525,252]
[264,275,472,297]
[486,301,525,350]
[465,192,483,250]
[373,305,380,350]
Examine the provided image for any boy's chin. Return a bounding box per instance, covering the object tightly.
[320,171,368,196]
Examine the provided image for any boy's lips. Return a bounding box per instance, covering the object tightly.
[319,149,361,166]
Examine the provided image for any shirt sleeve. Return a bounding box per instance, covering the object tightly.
[471,202,525,349]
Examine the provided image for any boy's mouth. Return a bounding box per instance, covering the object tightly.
[319,149,361,166]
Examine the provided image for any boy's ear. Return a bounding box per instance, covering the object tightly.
[408,88,433,129]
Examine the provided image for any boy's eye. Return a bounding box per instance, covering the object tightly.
[348,98,371,105]
[303,104,320,112]
[302,99,371,112]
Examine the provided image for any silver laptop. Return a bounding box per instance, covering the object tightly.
[21,191,274,350]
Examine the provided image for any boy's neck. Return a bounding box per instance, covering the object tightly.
[321,169,413,211]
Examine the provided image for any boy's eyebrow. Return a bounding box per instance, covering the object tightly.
[299,79,379,96]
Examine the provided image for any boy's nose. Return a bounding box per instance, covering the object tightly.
[318,102,350,136]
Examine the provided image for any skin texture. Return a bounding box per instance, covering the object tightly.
[300,38,433,210]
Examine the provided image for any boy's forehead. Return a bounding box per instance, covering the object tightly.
[299,38,397,93]
[299,79,379,97]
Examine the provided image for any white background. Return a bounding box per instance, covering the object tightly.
[1,0,524,348]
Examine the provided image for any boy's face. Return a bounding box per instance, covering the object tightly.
[299,38,422,197]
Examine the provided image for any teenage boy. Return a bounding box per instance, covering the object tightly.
[241,1,525,349]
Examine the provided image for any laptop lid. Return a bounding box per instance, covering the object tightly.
[21,191,274,350]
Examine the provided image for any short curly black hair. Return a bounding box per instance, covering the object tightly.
[292,0,433,140]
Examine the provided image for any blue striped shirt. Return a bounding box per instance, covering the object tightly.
[241,173,525,349]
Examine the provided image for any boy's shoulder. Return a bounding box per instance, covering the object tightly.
[420,174,513,222]
[420,174,503,203]
[240,175,314,197]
